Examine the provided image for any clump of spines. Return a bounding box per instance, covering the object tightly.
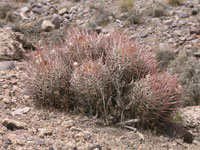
[25,49,71,110]
[70,60,112,118]
[131,72,181,127]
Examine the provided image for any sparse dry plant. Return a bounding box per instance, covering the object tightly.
[145,2,167,17]
[156,49,175,69]
[90,3,114,26]
[119,0,134,12]
[126,9,142,25]
[164,0,182,6]
[179,57,200,106]
[169,52,200,106]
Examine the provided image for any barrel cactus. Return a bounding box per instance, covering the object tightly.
[131,72,181,127]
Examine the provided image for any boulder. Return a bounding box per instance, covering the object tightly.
[0,29,33,61]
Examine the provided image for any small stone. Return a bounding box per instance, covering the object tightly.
[178,12,189,18]
[193,52,200,58]
[39,128,53,137]
[11,107,30,115]
[179,36,187,41]
[163,19,173,25]
[52,14,62,29]
[140,32,148,38]
[191,7,199,16]
[0,61,15,70]
[159,43,171,51]
[49,7,57,15]
[41,20,55,32]
[2,119,27,130]
[20,7,29,12]
[49,147,55,150]
[88,144,102,150]
[35,139,46,146]
[59,8,68,15]
[137,132,145,141]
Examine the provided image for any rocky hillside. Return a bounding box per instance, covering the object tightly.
[0,0,200,150]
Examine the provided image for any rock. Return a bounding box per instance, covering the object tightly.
[41,20,55,32]
[160,121,193,144]
[32,7,43,15]
[88,144,102,150]
[194,26,200,35]
[179,106,200,128]
[59,8,68,15]
[140,32,148,38]
[137,131,145,141]
[39,128,53,137]
[2,119,27,130]
[178,12,189,18]
[0,29,32,61]
[52,14,62,29]
[11,107,30,115]
[0,61,15,70]
[191,7,199,16]
[163,19,173,25]
[179,36,187,41]
[193,52,200,58]
[20,7,29,13]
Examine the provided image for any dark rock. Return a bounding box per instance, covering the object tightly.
[52,14,62,29]
[194,52,200,58]
[158,121,193,144]
[0,29,33,61]
[191,7,199,16]
[2,119,27,131]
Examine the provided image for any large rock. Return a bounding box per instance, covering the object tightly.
[0,29,33,61]
[179,106,200,128]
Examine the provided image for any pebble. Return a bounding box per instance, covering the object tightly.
[11,107,31,115]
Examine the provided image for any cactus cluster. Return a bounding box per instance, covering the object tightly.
[25,28,182,127]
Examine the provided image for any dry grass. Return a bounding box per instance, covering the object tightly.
[164,0,182,6]
[119,0,134,12]
[156,49,175,69]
